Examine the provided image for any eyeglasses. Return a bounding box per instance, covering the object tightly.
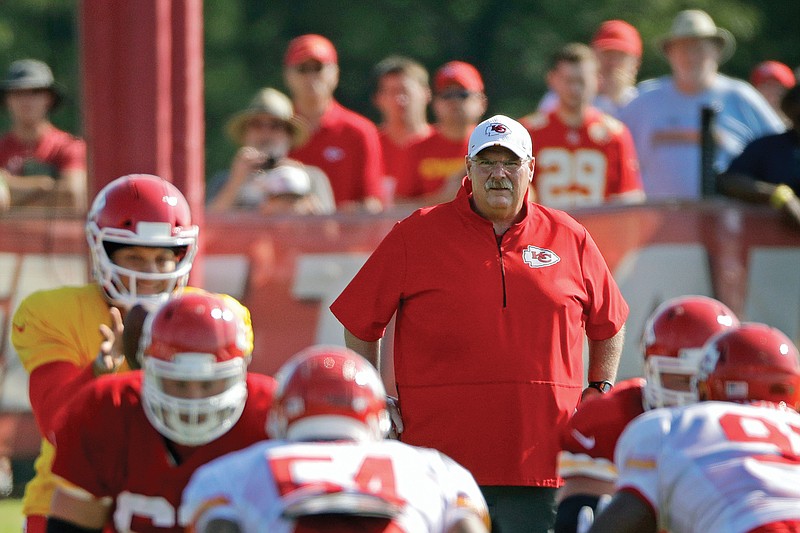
[437,89,472,100]
[469,157,530,171]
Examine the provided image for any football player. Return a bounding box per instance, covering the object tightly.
[554,295,739,533]
[11,173,212,532]
[588,323,800,533]
[182,345,490,533]
[46,291,276,533]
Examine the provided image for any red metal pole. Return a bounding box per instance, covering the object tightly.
[79,0,204,284]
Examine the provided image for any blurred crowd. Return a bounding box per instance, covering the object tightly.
[2,9,799,218]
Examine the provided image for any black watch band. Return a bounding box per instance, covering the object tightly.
[587,380,614,393]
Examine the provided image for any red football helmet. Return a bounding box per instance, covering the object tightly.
[695,323,800,408]
[642,295,739,409]
[267,346,391,442]
[85,174,199,309]
[139,290,251,446]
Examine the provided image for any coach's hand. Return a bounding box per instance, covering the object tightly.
[386,396,404,439]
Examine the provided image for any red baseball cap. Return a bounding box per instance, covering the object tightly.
[284,34,338,67]
[591,20,642,58]
[750,61,796,89]
[434,61,484,93]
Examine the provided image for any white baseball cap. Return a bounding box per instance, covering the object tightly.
[468,115,532,159]
[264,166,311,197]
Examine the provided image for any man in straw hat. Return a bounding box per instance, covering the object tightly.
[0,58,86,211]
[618,9,784,200]
[207,87,334,214]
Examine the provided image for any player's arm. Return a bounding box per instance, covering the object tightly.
[445,513,490,533]
[29,362,95,440]
[555,400,619,533]
[47,483,111,532]
[586,490,656,533]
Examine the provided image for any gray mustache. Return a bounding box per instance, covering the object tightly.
[484,178,513,191]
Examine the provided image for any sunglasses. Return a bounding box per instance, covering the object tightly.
[437,89,473,100]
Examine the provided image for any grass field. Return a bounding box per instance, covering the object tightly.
[0,498,24,532]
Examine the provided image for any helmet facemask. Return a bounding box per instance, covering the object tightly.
[644,347,704,409]
[142,353,247,446]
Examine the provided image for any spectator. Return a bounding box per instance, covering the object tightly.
[284,34,384,213]
[11,174,249,533]
[750,60,796,126]
[538,20,643,118]
[46,291,276,532]
[0,59,86,212]
[399,60,487,205]
[521,43,644,209]
[554,296,738,533]
[618,9,785,200]
[183,346,490,533]
[372,55,433,201]
[718,84,800,227]
[587,323,800,533]
[207,87,334,215]
[331,115,628,533]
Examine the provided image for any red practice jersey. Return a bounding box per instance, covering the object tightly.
[51,371,276,533]
[558,378,646,481]
[399,129,468,198]
[289,100,384,206]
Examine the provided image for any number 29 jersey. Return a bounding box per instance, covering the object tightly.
[614,401,800,533]
[182,439,489,533]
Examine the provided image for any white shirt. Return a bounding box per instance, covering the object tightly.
[618,74,784,199]
[182,439,488,533]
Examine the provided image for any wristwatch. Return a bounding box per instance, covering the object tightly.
[587,380,614,393]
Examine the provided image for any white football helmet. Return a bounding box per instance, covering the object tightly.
[85,174,199,309]
[140,291,251,446]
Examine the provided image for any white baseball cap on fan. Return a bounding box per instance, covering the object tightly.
[468,115,532,159]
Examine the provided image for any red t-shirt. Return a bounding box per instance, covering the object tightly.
[522,108,642,208]
[400,129,468,198]
[0,125,86,177]
[289,100,383,206]
[330,181,629,486]
[51,372,276,532]
[379,127,433,197]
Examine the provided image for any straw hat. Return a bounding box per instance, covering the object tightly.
[657,10,736,64]
[226,88,309,148]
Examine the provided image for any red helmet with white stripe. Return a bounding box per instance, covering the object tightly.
[85,174,198,309]
[139,291,251,446]
[642,295,739,409]
[267,346,390,442]
[695,323,800,408]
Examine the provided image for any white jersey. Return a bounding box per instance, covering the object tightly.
[182,439,488,533]
[614,401,800,533]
